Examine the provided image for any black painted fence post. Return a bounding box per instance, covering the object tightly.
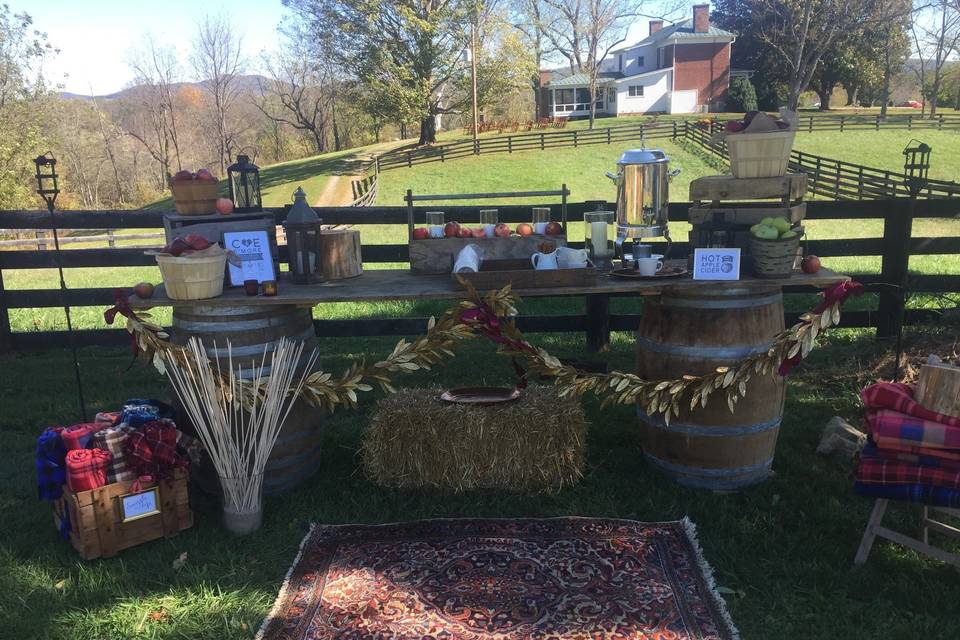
[585,294,611,352]
[877,199,914,338]
[0,266,11,352]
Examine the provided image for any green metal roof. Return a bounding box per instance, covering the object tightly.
[547,72,622,87]
[612,19,734,52]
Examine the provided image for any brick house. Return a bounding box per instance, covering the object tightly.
[538,5,735,118]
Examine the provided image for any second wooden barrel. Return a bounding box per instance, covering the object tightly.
[172,303,324,496]
[635,286,785,490]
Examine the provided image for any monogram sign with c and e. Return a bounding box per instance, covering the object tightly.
[223,230,276,285]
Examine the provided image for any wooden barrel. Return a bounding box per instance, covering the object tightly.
[635,286,785,490]
[171,303,323,496]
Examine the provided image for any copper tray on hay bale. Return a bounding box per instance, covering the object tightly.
[455,258,596,290]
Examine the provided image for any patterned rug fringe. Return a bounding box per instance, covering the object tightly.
[680,517,741,640]
[255,522,317,640]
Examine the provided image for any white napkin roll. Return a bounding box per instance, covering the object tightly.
[453,244,482,273]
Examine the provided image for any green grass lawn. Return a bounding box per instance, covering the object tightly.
[3,321,960,639]
[793,129,960,183]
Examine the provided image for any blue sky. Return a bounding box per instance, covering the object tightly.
[17,0,289,94]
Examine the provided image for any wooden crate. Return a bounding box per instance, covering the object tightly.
[689,203,806,226]
[410,235,566,275]
[52,469,192,560]
[689,174,807,207]
[455,258,595,290]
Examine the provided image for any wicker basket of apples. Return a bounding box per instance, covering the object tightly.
[748,217,804,279]
[715,111,796,178]
[150,234,228,300]
[170,169,220,216]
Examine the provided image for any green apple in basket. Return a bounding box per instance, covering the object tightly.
[750,223,780,240]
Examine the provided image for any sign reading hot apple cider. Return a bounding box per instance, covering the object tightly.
[693,248,741,281]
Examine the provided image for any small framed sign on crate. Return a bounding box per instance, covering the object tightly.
[693,248,741,281]
[119,487,161,523]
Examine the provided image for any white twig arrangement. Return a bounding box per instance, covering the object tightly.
[162,337,318,515]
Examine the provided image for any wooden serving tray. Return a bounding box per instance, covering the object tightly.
[410,235,566,275]
[455,258,596,290]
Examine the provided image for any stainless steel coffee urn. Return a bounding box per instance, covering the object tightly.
[605,149,680,257]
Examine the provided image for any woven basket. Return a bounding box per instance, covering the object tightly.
[727,130,796,178]
[156,252,226,300]
[171,181,219,215]
[748,227,804,279]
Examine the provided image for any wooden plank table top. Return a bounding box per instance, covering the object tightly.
[129,265,849,309]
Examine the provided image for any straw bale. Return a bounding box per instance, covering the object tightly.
[362,386,586,493]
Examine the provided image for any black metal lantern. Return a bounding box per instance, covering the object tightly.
[227,154,262,212]
[902,140,931,197]
[34,152,60,207]
[284,187,323,284]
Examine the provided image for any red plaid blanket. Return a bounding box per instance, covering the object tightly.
[867,409,960,451]
[125,419,189,479]
[66,448,112,492]
[861,382,960,427]
[62,423,106,450]
[856,447,960,489]
[862,442,960,471]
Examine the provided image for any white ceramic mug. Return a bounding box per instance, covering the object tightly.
[556,246,591,269]
[636,256,663,276]
[531,251,559,270]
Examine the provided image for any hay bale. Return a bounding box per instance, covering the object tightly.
[362,386,586,493]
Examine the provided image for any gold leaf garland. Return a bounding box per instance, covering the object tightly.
[116,280,859,421]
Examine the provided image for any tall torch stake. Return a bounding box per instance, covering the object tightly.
[34,153,87,420]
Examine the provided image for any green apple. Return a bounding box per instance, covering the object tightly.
[760,217,777,227]
[771,218,792,234]
[752,224,779,240]
[779,230,798,240]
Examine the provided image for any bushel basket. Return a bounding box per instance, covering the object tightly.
[171,181,219,216]
[727,130,796,178]
[748,226,804,279]
[156,252,226,300]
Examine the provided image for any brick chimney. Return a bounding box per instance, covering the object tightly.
[693,4,710,33]
[649,20,663,36]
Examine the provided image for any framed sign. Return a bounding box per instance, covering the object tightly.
[223,230,276,285]
[119,487,161,523]
[693,248,741,281]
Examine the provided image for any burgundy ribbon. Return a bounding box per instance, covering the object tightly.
[128,474,154,494]
[779,280,864,376]
[103,289,143,357]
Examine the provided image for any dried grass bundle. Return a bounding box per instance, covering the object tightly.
[362,386,586,493]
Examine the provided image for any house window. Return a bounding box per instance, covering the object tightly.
[628,85,644,97]
[618,54,623,72]
[637,56,644,67]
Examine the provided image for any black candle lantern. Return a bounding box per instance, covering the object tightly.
[902,140,931,198]
[34,153,60,207]
[227,154,262,212]
[283,187,323,284]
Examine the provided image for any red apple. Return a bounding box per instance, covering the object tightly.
[801,255,821,274]
[493,222,511,238]
[172,170,193,183]
[544,221,563,236]
[743,110,760,125]
[516,223,534,236]
[216,197,234,215]
[472,227,487,238]
[443,221,461,238]
[183,234,212,251]
[195,168,216,182]
[167,237,191,256]
[725,121,745,133]
[776,120,790,130]
[457,227,473,238]
[412,227,429,240]
[132,282,155,299]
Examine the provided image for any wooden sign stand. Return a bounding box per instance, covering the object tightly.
[855,499,960,568]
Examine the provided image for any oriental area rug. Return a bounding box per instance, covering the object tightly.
[256,517,739,640]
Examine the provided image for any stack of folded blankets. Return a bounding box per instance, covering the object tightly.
[855,382,960,508]
[36,399,199,500]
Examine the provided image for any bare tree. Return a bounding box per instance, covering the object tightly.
[536,0,653,129]
[192,14,245,174]
[912,0,960,118]
[130,37,184,171]
[90,92,126,205]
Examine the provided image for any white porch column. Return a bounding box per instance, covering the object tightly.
[551,87,556,117]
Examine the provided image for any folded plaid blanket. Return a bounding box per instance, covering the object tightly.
[861,382,960,428]
[125,419,190,479]
[90,425,136,484]
[861,443,960,472]
[66,448,112,493]
[854,481,960,508]
[118,398,176,428]
[857,448,960,490]
[61,423,105,450]
[36,427,67,501]
[866,409,960,451]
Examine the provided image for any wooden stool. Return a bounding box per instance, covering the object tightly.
[854,499,960,568]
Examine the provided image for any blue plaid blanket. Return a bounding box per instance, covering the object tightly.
[36,427,67,501]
